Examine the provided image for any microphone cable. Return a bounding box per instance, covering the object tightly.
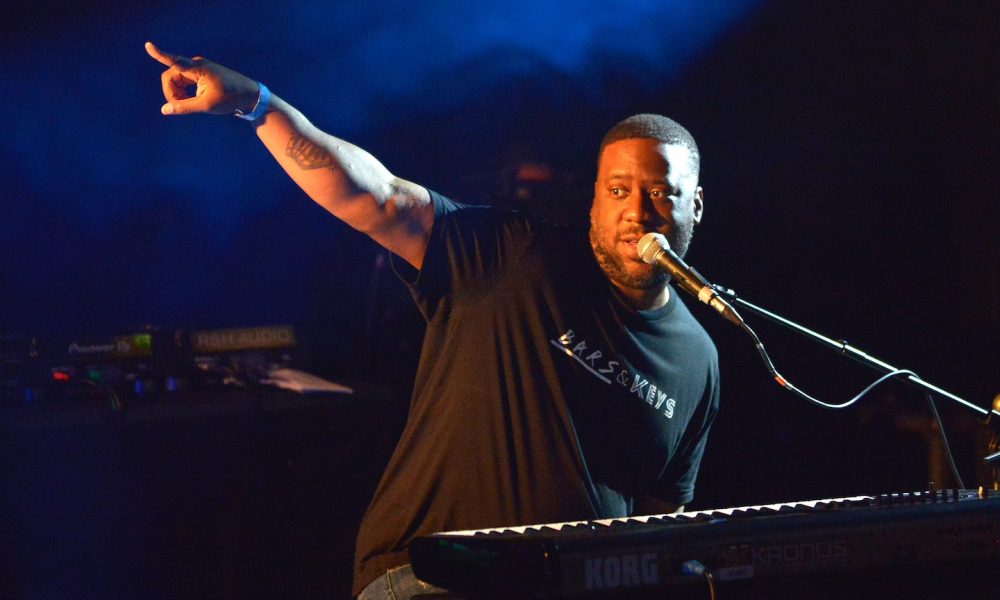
[735,315,966,488]
[636,232,968,488]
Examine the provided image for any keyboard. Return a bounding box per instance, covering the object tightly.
[410,489,1000,597]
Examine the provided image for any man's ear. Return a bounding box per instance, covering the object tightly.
[693,185,704,225]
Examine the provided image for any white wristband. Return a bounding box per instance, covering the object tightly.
[234,82,271,122]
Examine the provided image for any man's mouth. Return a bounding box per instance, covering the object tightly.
[618,234,643,258]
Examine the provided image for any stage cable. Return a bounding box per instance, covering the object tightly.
[737,319,966,488]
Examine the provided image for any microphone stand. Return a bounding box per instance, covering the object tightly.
[711,284,1000,475]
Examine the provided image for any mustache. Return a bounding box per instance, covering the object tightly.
[617,227,648,240]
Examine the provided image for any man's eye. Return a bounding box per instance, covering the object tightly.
[610,187,625,197]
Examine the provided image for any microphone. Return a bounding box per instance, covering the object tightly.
[637,232,743,326]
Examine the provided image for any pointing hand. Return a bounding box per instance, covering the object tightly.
[145,41,260,117]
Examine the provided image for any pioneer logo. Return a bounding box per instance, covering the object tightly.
[68,342,121,355]
[67,338,146,356]
[584,552,659,591]
[752,540,848,566]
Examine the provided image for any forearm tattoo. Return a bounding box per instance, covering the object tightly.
[286,134,336,170]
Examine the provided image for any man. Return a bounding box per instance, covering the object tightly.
[146,42,719,599]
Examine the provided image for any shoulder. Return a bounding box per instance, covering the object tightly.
[404,190,552,294]
[428,190,555,259]
[666,293,720,362]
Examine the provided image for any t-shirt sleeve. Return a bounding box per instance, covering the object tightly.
[650,355,720,506]
[395,189,534,320]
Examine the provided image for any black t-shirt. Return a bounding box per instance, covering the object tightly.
[353,191,719,594]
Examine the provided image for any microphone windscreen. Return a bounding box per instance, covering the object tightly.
[637,232,669,265]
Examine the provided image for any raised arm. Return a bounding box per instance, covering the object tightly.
[145,42,433,269]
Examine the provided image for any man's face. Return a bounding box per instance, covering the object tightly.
[589,138,704,291]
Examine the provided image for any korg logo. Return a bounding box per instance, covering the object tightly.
[584,552,659,591]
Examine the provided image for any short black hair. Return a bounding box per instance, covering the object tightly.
[598,114,700,175]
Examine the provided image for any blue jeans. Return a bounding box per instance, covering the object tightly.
[356,564,456,600]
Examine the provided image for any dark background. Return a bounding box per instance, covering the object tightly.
[2,0,998,597]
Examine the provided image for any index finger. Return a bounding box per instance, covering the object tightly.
[145,41,191,68]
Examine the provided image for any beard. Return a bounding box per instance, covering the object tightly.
[589,220,694,290]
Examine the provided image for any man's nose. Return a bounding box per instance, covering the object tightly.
[623,193,653,223]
